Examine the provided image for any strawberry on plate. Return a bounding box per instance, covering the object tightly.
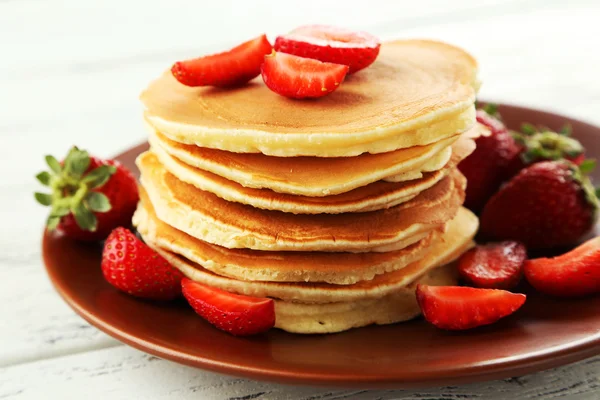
[171,34,272,87]
[458,241,527,290]
[524,236,600,297]
[480,160,599,250]
[261,51,349,99]
[35,146,139,241]
[182,278,275,336]
[274,25,380,73]
[458,105,521,212]
[101,228,184,300]
[416,285,526,330]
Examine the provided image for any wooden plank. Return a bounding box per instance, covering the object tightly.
[0,189,119,368]
[0,347,598,399]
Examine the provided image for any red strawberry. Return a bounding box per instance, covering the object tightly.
[480,160,599,250]
[458,106,522,212]
[171,34,272,87]
[261,51,348,99]
[416,285,526,330]
[101,228,184,300]
[458,241,527,290]
[274,25,380,73]
[505,123,586,179]
[35,147,139,241]
[524,236,600,297]
[182,278,275,336]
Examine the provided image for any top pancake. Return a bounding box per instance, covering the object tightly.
[141,39,479,157]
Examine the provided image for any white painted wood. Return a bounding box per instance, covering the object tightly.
[0,346,598,399]
[1,0,599,398]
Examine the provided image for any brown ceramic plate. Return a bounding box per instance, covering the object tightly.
[43,103,600,389]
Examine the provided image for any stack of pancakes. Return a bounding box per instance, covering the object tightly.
[133,39,483,334]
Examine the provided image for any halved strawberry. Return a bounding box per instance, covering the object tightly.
[416,285,526,330]
[524,236,600,297]
[261,51,348,99]
[458,241,527,290]
[171,34,272,87]
[181,278,275,336]
[274,25,380,73]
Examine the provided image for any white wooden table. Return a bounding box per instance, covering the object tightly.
[1,0,599,398]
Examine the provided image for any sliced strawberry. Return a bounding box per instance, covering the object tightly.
[524,236,600,297]
[458,241,527,290]
[182,278,275,336]
[274,25,380,73]
[101,228,184,300]
[171,34,272,87]
[261,51,348,99]
[416,285,526,330]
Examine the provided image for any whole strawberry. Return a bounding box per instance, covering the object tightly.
[480,160,599,250]
[504,123,585,179]
[102,228,184,300]
[35,146,139,241]
[458,105,521,212]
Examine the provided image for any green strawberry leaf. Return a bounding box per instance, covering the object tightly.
[520,123,537,136]
[579,159,597,174]
[85,191,112,213]
[35,192,53,206]
[71,202,98,232]
[36,171,51,186]
[45,155,62,174]
[482,103,499,117]
[82,165,116,189]
[50,205,71,217]
[46,216,61,231]
[559,124,573,136]
[67,148,91,178]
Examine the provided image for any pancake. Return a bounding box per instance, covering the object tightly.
[137,152,466,252]
[134,189,439,284]
[150,134,474,214]
[148,126,459,196]
[145,206,476,303]
[386,132,476,182]
[383,146,452,182]
[141,40,478,157]
[149,135,474,214]
[273,264,458,334]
